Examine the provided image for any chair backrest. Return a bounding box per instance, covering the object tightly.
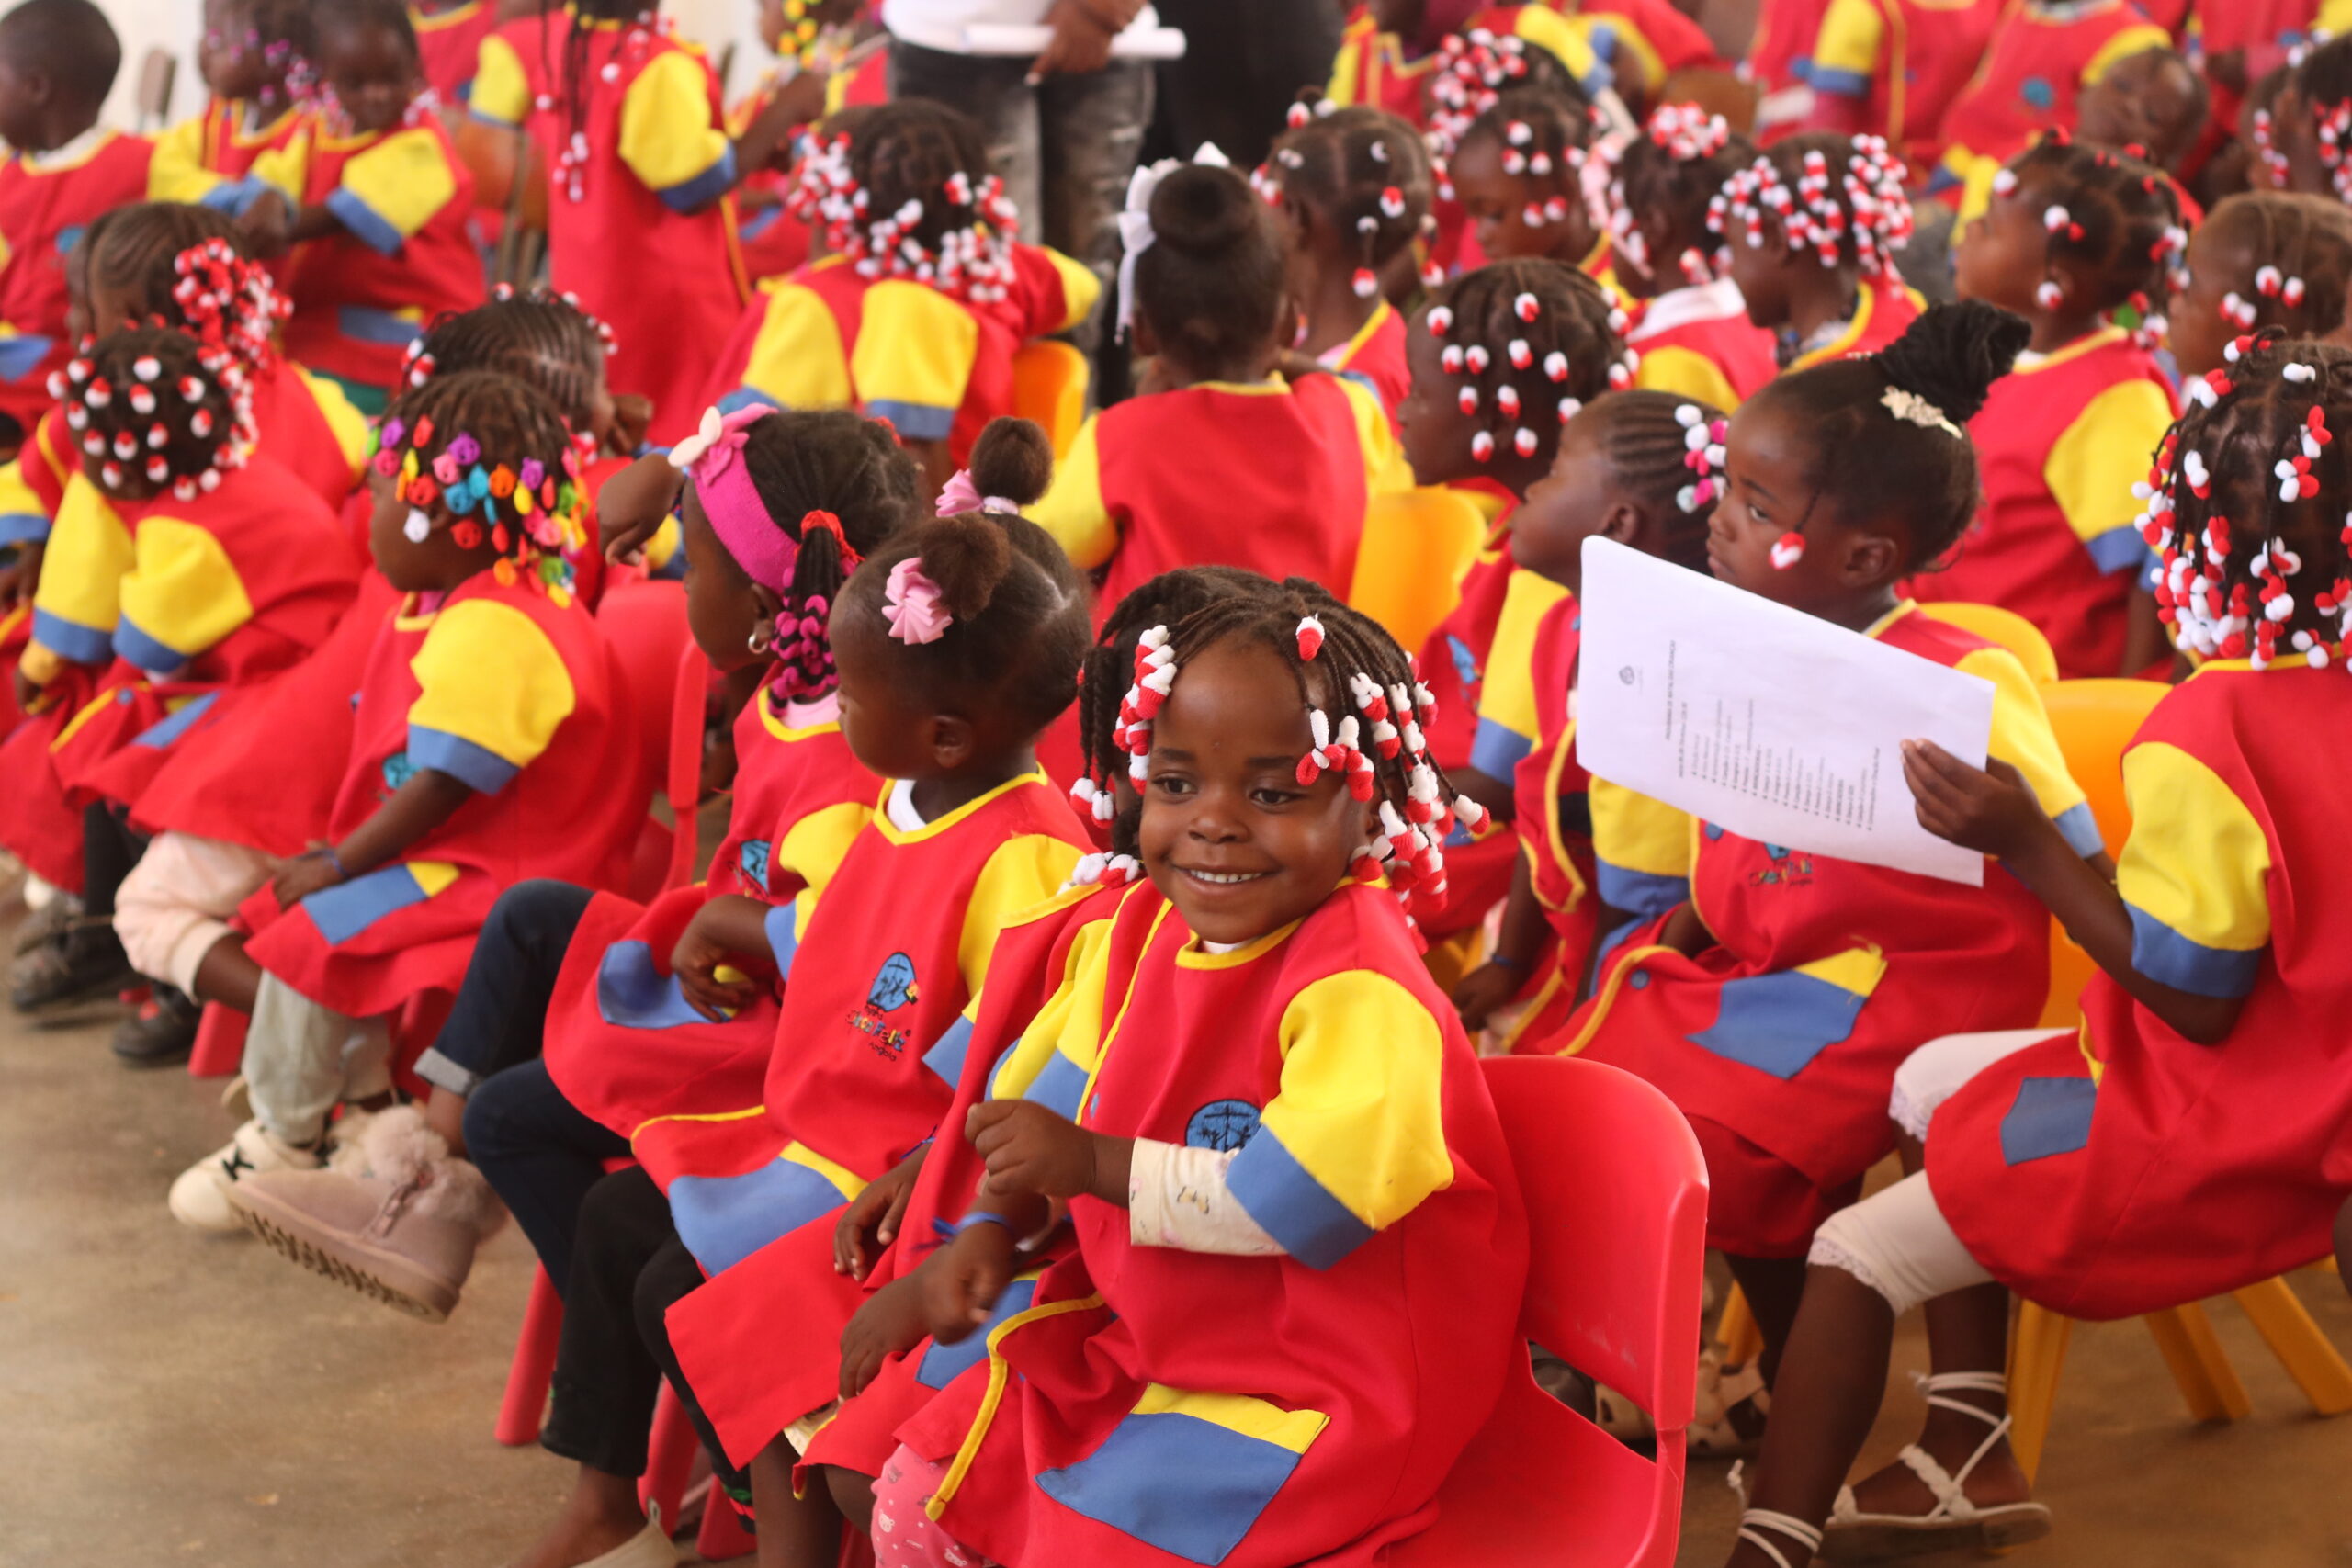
[1482,1055,1709,1432]
[2034,677,2166,1023]
[1918,601,2060,683]
[1012,340,1091,459]
[136,48,175,130]
[1349,486,1487,654]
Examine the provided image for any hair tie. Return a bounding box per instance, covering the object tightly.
[671,404,797,592]
[1880,386,1963,438]
[936,468,1021,517]
[799,508,862,569]
[1115,143,1233,341]
[883,557,953,644]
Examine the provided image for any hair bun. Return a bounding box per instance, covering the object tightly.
[1875,300,2029,426]
[1148,163,1262,257]
[966,416,1055,509]
[908,512,1015,622]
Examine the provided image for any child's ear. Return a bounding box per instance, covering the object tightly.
[1600,497,1648,547]
[1838,528,1901,587]
[928,712,976,773]
[749,582,786,634]
[1131,314,1162,361]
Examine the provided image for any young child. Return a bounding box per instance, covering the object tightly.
[1551,302,2102,1382]
[2167,191,2352,382]
[1533,0,1723,114]
[279,0,486,414]
[1450,389,1723,1047]
[703,101,1100,490]
[2255,32,2352,205]
[1715,131,1922,370]
[1035,156,1403,623]
[1444,85,1612,286]
[818,583,1526,1568]
[467,0,807,442]
[727,0,870,286]
[164,370,635,1231]
[1602,104,1781,407]
[1721,336,2352,1568]
[1794,0,2003,169]
[1914,134,2184,679]
[1930,1,2173,191]
[152,0,316,227]
[1260,101,1434,420]
[408,0,497,108]
[1327,2,1607,131]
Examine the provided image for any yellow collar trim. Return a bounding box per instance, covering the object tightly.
[872,770,1047,844]
[755,685,842,742]
[2013,326,2129,375]
[1191,375,1292,397]
[1862,598,1919,641]
[1793,282,1876,371]
[413,0,486,29]
[1331,300,1395,368]
[1175,918,1303,968]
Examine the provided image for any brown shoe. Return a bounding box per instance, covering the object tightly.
[227,1107,505,1323]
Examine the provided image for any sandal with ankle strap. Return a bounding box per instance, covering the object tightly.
[1822,1371,2052,1561]
[1738,1507,1824,1568]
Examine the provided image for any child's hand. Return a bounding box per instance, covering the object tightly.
[1453,960,1523,1032]
[1902,741,2050,862]
[918,1221,1019,1344]
[967,1100,1103,1201]
[271,849,345,908]
[838,1275,931,1399]
[760,71,832,145]
[235,190,294,257]
[597,452,680,562]
[608,395,654,459]
[836,1146,927,1280]
[0,539,41,608]
[669,903,763,1022]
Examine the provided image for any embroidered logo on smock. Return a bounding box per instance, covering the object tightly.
[1185,1100,1262,1152]
[381,750,415,792]
[1748,842,1814,887]
[849,952,919,1058]
[739,839,772,892]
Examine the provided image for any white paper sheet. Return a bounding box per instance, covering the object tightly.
[960,24,1189,57]
[1573,536,1996,886]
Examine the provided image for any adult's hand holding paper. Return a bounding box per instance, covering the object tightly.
[1573,536,1996,886]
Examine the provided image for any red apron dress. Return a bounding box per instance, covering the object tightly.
[1935,0,2168,170]
[238,571,638,1017]
[411,0,500,107]
[1798,0,2005,170]
[893,882,1528,1568]
[1628,280,1781,408]
[629,774,1087,1275]
[1500,592,1600,1050]
[538,682,876,1139]
[0,132,165,434]
[1928,661,2352,1321]
[1319,299,1410,423]
[1786,272,1922,370]
[1548,604,2097,1255]
[1748,0,1835,140]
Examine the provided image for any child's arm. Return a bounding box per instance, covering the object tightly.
[1453,855,1545,1030]
[2044,378,2177,676]
[292,126,460,254]
[272,768,474,906]
[667,892,775,1021]
[1793,0,1883,136]
[618,50,808,220]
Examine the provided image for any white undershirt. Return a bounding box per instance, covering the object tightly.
[885,779,927,831]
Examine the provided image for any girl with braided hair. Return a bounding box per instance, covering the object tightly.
[153,0,315,228]
[1446,85,1612,283]
[1920,132,2186,679]
[1720,334,2352,1567]
[1791,0,2000,168]
[1325,2,1607,133]
[832,579,1522,1568]
[1928,0,2171,189]
[1715,131,1922,370]
[2168,190,2352,380]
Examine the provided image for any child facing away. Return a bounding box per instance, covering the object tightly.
[1721,335,2352,1568]
[1715,131,1922,370]
[2167,191,2352,383]
[279,0,486,414]
[1793,0,2001,169]
[1928,0,2173,195]
[1259,101,1435,421]
[1601,103,1781,408]
[164,370,640,1232]
[1034,155,1405,626]
[701,100,1101,493]
[797,583,1526,1568]
[1450,389,1724,1047]
[1914,133,2184,680]
[1548,302,2103,1392]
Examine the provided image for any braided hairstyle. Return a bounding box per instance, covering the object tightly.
[550,0,647,201]
[375,369,591,587]
[58,327,249,501]
[1423,257,1636,469]
[398,288,613,434]
[1752,300,2029,570]
[74,206,286,386]
[1996,133,2187,331]
[1122,581,1485,908]
[785,101,1019,303]
[1260,102,1434,302]
[1425,25,1591,169]
[1587,390,1728,572]
[208,0,319,107]
[1132,161,1288,380]
[2147,334,2352,667]
[1603,102,1756,291]
[1712,130,1912,281]
[2194,193,2352,339]
[1453,87,1604,250]
[2266,31,2352,202]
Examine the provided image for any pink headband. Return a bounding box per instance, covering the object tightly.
[670,405,796,593]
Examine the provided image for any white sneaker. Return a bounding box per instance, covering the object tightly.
[168,1118,322,1233]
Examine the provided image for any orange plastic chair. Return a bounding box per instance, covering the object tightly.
[1011,340,1091,459]
[1391,1055,1708,1568]
[1917,601,2060,684]
[1348,487,1487,656]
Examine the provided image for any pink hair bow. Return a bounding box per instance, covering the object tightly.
[936,468,1020,517]
[883,557,953,644]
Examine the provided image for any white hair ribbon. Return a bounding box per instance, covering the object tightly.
[1116,143,1232,342]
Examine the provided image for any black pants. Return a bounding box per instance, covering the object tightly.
[1147,0,1342,170]
[541,1165,746,1492]
[82,802,144,921]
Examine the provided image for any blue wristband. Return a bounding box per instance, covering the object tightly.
[312,844,348,879]
[947,1211,1012,1238]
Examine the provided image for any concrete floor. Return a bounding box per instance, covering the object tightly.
[2,948,2349,1567]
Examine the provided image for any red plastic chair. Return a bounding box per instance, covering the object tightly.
[1391,1055,1709,1568]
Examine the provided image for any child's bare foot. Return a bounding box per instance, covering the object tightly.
[505,1469,656,1568]
[1820,1374,2049,1560]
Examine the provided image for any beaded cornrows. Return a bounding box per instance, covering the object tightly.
[1603,102,1754,287]
[2261,32,2352,203]
[1258,100,1434,300]
[1427,258,1637,464]
[2140,334,2352,669]
[1711,131,1912,279]
[59,328,250,500]
[1426,28,1591,170]
[373,369,590,595]
[1994,132,2186,340]
[1458,87,1604,239]
[784,102,1018,303]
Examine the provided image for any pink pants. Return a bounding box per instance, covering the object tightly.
[115,831,279,994]
[869,1446,999,1568]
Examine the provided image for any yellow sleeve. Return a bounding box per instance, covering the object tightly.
[114,518,253,673]
[770,796,872,906]
[292,365,370,486]
[956,829,1086,1002]
[2115,739,2270,998]
[992,907,1124,1113]
[1566,11,1665,98]
[2322,0,2352,36]
[1032,414,1118,570]
[1039,246,1102,336]
[1336,373,1411,498]
[26,478,132,678]
[2082,23,2171,85]
[1634,344,1743,410]
[406,598,578,792]
[1589,776,1692,917]
[1224,970,1454,1267]
[1806,0,1884,96]
[2045,378,2174,575]
[729,281,852,412]
[247,131,308,201]
[329,128,460,254]
[1509,6,1609,96]
[147,114,212,202]
[1326,17,1370,105]
[618,49,735,211]
[1469,567,1570,778]
[469,33,530,127]
[0,455,48,546]
[850,280,978,444]
[1956,646,2102,857]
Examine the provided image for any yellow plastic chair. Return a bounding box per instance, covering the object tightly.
[1348,487,1487,654]
[1918,601,2061,684]
[1011,340,1090,460]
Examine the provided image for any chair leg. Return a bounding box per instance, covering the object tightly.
[496,1267,565,1446]
[2005,1302,2072,1485]
[2143,1303,2253,1424]
[698,1483,758,1561]
[2231,1275,2352,1416]
[1718,1281,1765,1368]
[639,1385,698,1529]
[187,1001,246,1078]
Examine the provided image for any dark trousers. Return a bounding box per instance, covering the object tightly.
[1148,0,1342,170]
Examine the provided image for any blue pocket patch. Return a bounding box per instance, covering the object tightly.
[133,691,218,750]
[913,1277,1038,1389]
[1998,1076,2097,1166]
[671,1159,847,1274]
[1036,1411,1307,1565]
[594,941,710,1031]
[1687,969,1868,1080]
[300,863,435,944]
